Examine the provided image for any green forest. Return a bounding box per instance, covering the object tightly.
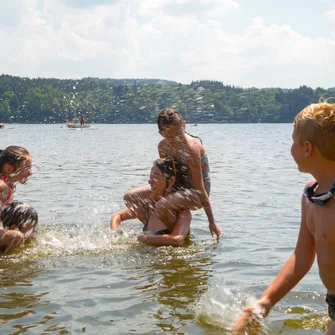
[0,74,334,123]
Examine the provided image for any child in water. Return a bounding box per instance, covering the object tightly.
[233,102,335,335]
[0,201,38,254]
[0,146,32,207]
[111,157,191,247]
[124,108,221,238]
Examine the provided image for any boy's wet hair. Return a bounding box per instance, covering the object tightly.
[1,201,38,230]
[154,157,187,190]
[0,146,30,173]
[294,103,335,161]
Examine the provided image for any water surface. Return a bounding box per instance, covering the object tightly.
[0,124,328,334]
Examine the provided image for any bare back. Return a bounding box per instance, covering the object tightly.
[158,134,206,163]
[304,187,335,294]
[158,134,210,194]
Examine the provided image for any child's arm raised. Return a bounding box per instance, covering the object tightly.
[110,209,137,230]
[137,209,191,247]
[232,193,316,334]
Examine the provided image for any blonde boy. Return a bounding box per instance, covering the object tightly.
[233,103,335,335]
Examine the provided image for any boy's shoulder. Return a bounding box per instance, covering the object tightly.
[304,179,317,190]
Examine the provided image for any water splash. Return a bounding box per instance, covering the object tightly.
[193,282,270,334]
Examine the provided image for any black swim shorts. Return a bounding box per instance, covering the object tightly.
[326,293,335,321]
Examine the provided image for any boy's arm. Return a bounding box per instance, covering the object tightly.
[110,208,137,230]
[232,194,316,334]
[137,209,191,247]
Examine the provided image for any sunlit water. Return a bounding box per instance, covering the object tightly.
[0,124,330,334]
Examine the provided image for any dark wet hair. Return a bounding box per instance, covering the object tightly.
[0,146,30,173]
[154,157,187,191]
[157,108,203,144]
[1,201,38,230]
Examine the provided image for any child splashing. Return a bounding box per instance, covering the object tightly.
[0,146,34,253]
[0,201,38,254]
[0,146,32,207]
[124,108,221,238]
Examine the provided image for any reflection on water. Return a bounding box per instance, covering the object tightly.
[0,259,67,334]
[135,250,216,333]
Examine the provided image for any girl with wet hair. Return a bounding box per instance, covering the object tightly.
[0,201,38,254]
[111,158,191,247]
[0,146,32,208]
[124,108,221,238]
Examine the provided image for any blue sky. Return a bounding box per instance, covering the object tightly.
[0,0,334,88]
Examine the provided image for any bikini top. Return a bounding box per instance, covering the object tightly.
[165,141,211,190]
[0,175,12,207]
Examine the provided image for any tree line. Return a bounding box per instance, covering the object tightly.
[0,74,334,123]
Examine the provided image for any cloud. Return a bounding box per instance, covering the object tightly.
[325,10,335,20]
[59,0,120,9]
[1,0,335,88]
[137,0,239,19]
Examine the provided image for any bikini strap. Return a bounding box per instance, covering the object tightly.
[0,175,12,206]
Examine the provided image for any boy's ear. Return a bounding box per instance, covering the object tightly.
[3,163,14,175]
[304,141,314,158]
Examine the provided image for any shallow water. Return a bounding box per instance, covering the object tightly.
[0,124,329,334]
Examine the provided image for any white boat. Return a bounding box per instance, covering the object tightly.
[66,122,90,129]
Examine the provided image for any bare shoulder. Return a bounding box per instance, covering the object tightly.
[0,181,9,203]
[304,179,316,189]
[301,179,316,205]
[0,181,7,192]
[187,140,204,162]
[186,135,206,155]
[158,139,168,157]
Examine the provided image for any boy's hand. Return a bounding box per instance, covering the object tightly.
[232,307,256,335]
[232,300,269,335]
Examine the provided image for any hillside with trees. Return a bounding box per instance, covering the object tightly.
[0,74,332,123]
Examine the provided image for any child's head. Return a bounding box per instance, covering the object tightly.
[148,157,187,199]
[293,103,335,161]
[0,146,32,184]
[1,201,38,238]
[157,108,185,137]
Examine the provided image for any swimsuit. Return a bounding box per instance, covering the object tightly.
[185,154,211,196]
[165,143,211,196]
[142,224,171,235]
[0,175,12,207]
[326,293,335,321]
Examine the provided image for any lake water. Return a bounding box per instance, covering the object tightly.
[0,124,329,334]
